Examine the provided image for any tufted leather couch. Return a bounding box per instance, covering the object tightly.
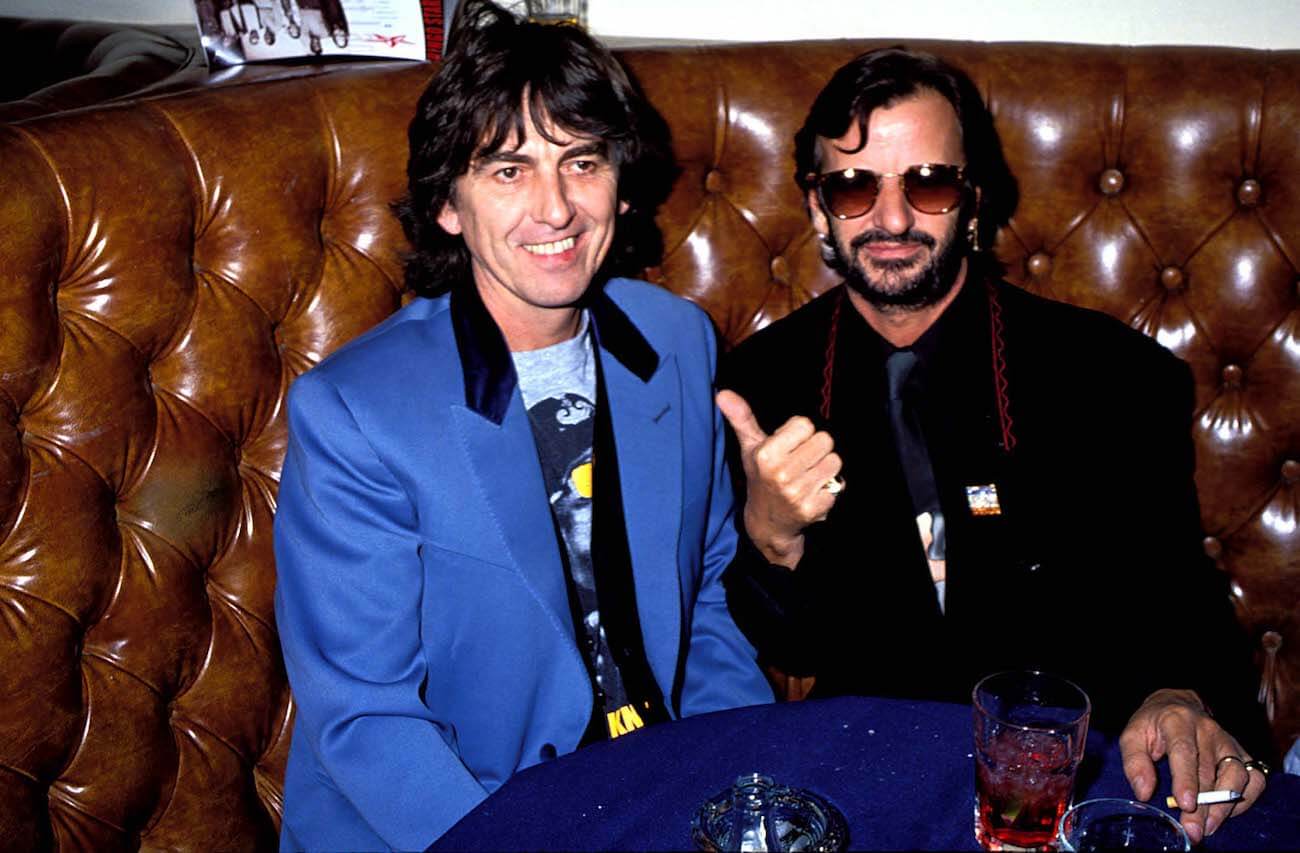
[1,39,1297,849]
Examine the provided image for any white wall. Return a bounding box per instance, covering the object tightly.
[595,0,1300,50]
[6,1,1299,49]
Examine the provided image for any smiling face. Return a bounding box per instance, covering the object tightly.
[809,89,974,314]
[437,109,626,350]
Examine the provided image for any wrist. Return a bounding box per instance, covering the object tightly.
[743,508,805,569]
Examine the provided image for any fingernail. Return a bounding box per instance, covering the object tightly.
[1206,816,1220,836]
[1186,824,1202,844]
[1180,793,1197,812]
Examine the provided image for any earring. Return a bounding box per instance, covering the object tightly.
[816,232,836,263]
[966,217,981,252]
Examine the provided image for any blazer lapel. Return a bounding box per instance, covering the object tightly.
[600,342,684,702]
[451,398,577,643]
[447,284,577,643]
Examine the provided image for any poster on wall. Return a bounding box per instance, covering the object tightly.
[193,1,443,67]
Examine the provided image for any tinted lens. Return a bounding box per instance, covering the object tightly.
[902,164,965,214]
[820,170,880,219]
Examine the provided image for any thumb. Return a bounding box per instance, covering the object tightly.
[716,389,768,453]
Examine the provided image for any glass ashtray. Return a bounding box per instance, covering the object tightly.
[692,773,849,852]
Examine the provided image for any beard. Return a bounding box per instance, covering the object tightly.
[825,214,969,312]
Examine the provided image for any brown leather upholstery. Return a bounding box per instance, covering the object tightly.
[0,39,1296,848]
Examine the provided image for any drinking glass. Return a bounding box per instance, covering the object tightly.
[524,0,587,27]
[973,671,1091,851]
[1058,798,1191,852]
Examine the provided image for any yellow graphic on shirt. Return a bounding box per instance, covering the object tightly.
[571,460,593,499]
[606,702,646,738]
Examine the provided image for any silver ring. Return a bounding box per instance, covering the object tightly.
[823,475,845,496]
[1216,755,1246,774]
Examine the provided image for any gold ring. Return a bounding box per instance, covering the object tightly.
[1216,755,1246,773]
[1243,759,1271,778]
[823,475,845,496]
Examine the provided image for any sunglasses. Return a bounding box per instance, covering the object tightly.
[805,163,967,219]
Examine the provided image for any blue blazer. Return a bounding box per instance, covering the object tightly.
[274,278,772,850]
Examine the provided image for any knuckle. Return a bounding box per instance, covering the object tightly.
[798,498,823,520]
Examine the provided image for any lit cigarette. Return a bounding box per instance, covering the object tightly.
[1165,790,1244,808]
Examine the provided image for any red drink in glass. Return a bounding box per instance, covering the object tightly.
[972,671,1090,851]
[975,729,1075,849]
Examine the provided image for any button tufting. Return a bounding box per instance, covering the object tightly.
[1236,179,1261,207]
[1159,266,1185,291]
[704,169,725,193]
[769,256,789,283]
[1282,459,1299,484]
[1220,364,1243,388]
[1098,168,1125,196]
[1202,536,1222,559]
[1262,631,1282,652]
[1026,252,1052,278]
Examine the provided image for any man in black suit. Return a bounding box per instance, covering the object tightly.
[717,47,1273,844]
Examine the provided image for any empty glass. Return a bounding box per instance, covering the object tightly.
[1058,798,1191,852]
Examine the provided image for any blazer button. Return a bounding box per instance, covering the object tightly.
[540,743,557,760]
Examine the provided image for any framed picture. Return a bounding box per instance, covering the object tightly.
[194,1,443,67]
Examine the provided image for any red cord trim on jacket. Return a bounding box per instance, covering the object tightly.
[820,288,845,421]
[987,280,1017,452]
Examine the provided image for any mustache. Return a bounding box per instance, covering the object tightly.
[848,228,937,252]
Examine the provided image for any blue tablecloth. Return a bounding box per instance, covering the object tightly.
[431,696,1300,851]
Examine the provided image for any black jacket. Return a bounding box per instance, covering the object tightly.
[721,272,1273,757]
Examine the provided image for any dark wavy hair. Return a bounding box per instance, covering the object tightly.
[794,47,1018,254]
[395,0,674,298]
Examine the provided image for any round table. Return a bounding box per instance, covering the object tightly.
[431,696,1300,851]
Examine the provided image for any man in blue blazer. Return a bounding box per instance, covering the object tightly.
[272,3,772,849]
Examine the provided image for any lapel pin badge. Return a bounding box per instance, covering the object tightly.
[965,483,1001,516]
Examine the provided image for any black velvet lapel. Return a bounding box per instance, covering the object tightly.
[589,289,658,383]
[450,284,517,425]
[450,284,659,425]
[590,349,669,730]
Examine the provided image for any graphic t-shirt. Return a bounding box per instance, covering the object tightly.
[513,314,647,740]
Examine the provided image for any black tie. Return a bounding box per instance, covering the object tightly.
[886,350,944,557]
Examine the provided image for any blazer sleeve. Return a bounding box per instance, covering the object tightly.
[274,372,488,849]
[1107,352,1273,758]
[676,316,775,716]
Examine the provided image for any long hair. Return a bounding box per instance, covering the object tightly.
[794,47,1018,254]
[395,0,674,297]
